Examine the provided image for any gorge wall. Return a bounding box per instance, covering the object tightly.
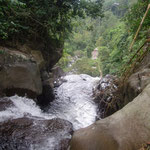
[0,41,63,104]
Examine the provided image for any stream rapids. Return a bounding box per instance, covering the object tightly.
[0,74,100,149]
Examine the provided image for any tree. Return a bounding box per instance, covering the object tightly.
[0,0,104,46]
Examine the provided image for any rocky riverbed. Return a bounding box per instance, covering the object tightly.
[0,74,100,150]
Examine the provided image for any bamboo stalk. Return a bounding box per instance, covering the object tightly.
[129,4,150,52]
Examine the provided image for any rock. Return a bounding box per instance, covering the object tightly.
[37,82,55,107]
[0,63,42,98]
[31,50,45,70]
[51,66,66,80]
[123,68,150,105]
[0,117,73,150]
[46,66,66,88]
[2,41,63,71]
[53,78,67,88]
[41,70,50,81]
[93,52,150,119]
[37,69,56,106]
[0,47,42,98]
[0,41,63,100]
[43,46,63,70]
[70,83,150,150]
[0,97,14,111]
[122,50,150,105]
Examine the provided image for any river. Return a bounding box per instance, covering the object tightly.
[0,74,100,149]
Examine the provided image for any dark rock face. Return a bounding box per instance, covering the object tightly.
[0,43,63,103]
[0,63,42,98]
[37,83,55,107]
[50,66,66,88]
[51,66,66,80]
[0,97,14,111]
[0,47,42,98]
[93,75,122,118]
[37,66,66,106]
[0,117,73,150]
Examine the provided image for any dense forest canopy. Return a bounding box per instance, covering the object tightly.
[0,0,103,46]
[58,0,150,76]
[0,0,149,76]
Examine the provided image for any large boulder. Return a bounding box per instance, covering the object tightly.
[123,51,150,106]
[0,42,63,103]
[0,117,73,150]
[123,68,150,105]
[0,47,42,98]
[70,83,150,150]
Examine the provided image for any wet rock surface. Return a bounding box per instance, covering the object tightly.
[0,97,14,111]
[37,83,55,107]
[37,66,66,106]
[51,66,66,80]
[0,117,73,150]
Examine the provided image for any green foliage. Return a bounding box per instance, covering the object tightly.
[68,57,100,77]
[125,0,150,35]
[103,0,130,18]
[0,0,28,40]
[58,0,149,77]
[0,50,4,54]
[96,0,150,76]
[63,17,97,56]
[57,51,71,69]
[0,0,103,46]
[98,46,110,74]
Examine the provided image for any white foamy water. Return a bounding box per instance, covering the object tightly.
[49,74,99,129]
[0,96,53,122]
[0,74,99,130]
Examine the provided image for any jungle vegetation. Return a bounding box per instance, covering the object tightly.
[0,0,103,47]
[58,0,150,76]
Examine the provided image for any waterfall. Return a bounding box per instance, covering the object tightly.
[0,74,100,149]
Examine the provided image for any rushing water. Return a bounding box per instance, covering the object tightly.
[49,74,99,129]
[0,74,99,130]
[0,74,100,149]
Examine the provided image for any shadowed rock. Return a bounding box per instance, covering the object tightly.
[0,117,73,150]
[0,63,42,98]
[0,48,42,98]
[0,97,14,111]
[124,68,150,105]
